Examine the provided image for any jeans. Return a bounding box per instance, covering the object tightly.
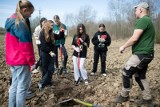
[54,45,68,69]
[9,65,31,107]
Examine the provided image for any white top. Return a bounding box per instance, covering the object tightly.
[33,25,41,44]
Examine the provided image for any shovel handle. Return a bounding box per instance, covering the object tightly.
[73,99,92,107]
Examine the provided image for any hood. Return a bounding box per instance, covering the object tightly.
[98,31,107,34]
[5,14,17,30]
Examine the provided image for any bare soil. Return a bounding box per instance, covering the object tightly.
[0,36,160,107]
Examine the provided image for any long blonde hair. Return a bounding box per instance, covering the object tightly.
[15,0,34,30]
[42,21,54,43]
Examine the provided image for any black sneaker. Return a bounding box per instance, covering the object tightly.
[114,95,129,103]
[135,99,153,107]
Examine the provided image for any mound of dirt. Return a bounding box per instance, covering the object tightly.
[0,36,160,107]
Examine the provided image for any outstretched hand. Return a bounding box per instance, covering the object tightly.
[119,46,125,53]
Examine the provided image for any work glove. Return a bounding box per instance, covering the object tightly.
[74,47,80,52]
[30,64,36,71]
[49,51,56,57]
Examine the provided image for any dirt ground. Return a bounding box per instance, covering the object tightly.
[0,36,160,107]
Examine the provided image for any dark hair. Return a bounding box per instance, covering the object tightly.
[40,17,47,27]
[53,15,64,29]
[99,24,105,28]
[53,15,60,20]
[76,23,86,40]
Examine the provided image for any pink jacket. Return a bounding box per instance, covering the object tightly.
[5,13,35,67]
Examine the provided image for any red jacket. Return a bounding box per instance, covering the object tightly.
[5,13,35,67]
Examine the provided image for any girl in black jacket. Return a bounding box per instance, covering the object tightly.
[91,24,111,76]
[72,24,90,85]
[38,20,63,91]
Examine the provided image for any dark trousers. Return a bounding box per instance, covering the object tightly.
[54,45,68,69]
[40,51,54,87]
[92,50,107,74]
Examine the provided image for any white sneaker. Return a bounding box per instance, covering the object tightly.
[84,80,89,85]
[90,72,95,75]
[102,73,106,77]
[32,69,39,74]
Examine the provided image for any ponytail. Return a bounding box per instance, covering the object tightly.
[15,0,34,30]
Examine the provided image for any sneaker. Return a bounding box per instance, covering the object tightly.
[74,81,79,86]
[32,69,39,74]
[102,73,107,77]
[62,68,67,74]
[114,95,129,103]
[135,99,153,107]
[54,68,59,74]
[90,72,95,76]
[26,91,36,100]
[84,80,89,85]
[38,83,44,92]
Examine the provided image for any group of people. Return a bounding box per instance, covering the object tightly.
[5,0,155,107]
[33,16,111,87]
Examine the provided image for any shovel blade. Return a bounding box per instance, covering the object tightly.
[57,98,78,106]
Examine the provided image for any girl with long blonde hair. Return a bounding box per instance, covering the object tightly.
[5,0,35,106]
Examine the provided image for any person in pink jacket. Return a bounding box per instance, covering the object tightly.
[5,0,35,106]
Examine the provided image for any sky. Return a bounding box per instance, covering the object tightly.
[0,0,109,27]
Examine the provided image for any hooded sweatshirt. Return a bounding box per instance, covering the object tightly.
[5,13,35,67]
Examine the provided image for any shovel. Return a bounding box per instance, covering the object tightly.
[57,98,102,107]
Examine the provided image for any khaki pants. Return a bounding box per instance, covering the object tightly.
[120,54,153,100]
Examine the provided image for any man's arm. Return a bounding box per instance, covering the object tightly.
[119,29,143,53]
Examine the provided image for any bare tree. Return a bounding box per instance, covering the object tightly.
[64,5,97,37]
[65,13,76,26]
[64,0,160,43]
[75,5,97,24]
[30,16,40,33]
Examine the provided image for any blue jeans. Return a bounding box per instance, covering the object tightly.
[9,65,31,107]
